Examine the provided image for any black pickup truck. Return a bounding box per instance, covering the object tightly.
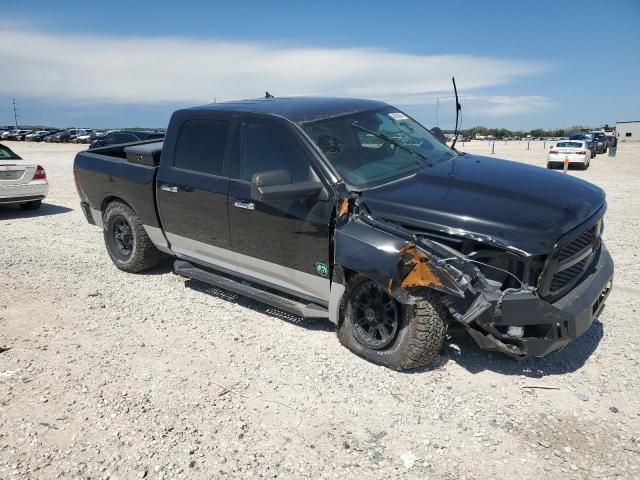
[74,97,613,370]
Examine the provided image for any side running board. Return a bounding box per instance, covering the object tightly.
[174,260,329,319]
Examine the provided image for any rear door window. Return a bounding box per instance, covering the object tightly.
[238,122,310,182]
[0,145,20,159]
[173,119,228,176]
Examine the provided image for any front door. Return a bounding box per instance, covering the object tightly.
[228,119,333,303]
[156,114,235,271]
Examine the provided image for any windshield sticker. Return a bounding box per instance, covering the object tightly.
[388,112,409,121]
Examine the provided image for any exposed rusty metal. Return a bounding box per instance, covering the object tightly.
[337,197,349,218]
[396,242,444,289]
[386,241,467,298]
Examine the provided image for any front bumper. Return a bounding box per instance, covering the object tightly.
[464,245,613,358]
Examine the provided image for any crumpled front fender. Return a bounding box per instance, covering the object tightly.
[333,216,472,303]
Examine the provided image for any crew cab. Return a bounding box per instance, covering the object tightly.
[73,97,613,370]
[0,142,48,210]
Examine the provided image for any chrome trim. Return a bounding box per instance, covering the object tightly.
[233,200,255,211]
[557,245,593,272]
[160,184,178,193]
[164,232,330,301]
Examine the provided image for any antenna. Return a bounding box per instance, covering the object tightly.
[435,97,440,128]
[12,98,19,129]
[450,78,462,150]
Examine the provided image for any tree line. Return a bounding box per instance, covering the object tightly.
[445,125,601,139]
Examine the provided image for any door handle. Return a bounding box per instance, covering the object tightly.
[234,200,255,211]
[160,184,178,193]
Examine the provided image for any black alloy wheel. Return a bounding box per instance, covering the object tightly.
[349,280,399,350]
[111,217,134,260]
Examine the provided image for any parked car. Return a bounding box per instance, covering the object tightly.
[89,130,109,142]
[36,130,61,142]
[47,129,76,143]
[68,128,88,143]
[74,129,94,144]
[25,130,52,141]
[0,142,48,210]
[590,132,607,154]
[88,130,165,149]
[6,129,32,141]
[46,130,66,143]
[0,129,17,140]
[569,133,596,158]
[74,97,613,370]
[0,128,16,139]
[547,140,591,170]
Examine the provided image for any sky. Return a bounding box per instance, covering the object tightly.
[1,0,639,130]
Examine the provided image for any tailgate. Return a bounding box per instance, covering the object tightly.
[0,163,35,186]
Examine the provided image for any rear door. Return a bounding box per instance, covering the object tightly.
[156,113,236,271]
[227,117,333,303]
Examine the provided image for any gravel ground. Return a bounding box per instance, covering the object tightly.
[1,139,639,479]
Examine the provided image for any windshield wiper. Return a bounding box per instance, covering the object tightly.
[350,122,430,164]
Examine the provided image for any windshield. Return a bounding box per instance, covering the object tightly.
[301,106,455,189]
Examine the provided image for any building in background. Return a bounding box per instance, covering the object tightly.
[616,121,640,142]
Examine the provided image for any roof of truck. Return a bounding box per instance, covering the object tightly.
[188,96,388,123]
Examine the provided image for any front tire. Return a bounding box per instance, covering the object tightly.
[337,276,447,370]
[103,201,160,273]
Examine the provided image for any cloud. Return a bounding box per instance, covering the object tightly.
[464,95,554,116]
[0,23,550,110]
[392,92,553,117]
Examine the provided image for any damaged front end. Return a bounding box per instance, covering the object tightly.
[332,191,614,360]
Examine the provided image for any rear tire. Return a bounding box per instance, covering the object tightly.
[19,200,42,210]
[337,275,447,370]
[103,201,160,273]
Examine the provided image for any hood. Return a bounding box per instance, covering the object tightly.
[360,154,605,255]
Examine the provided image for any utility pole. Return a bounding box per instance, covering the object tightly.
[12,98,19,128]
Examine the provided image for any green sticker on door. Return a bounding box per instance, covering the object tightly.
[315,262,329,277]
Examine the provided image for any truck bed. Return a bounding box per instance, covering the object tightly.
[73,140,163,229]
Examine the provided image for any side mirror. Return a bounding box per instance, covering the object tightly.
[250,169,324,201]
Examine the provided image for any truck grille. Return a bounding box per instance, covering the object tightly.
[556,226,596,262]
[540,220,601,299]
[550,257,590,291]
